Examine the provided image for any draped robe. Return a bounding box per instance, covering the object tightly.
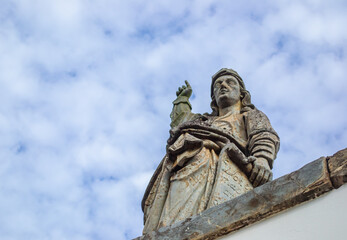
[142,101,279,234]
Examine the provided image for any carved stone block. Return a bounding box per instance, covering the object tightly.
[328,148,347,188]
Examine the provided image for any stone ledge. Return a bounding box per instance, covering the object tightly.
[136,148,347,240]
[328,148,347,188]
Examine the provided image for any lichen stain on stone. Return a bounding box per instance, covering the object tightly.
[248,197,259,208]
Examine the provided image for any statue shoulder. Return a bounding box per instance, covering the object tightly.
[243,108,278,138]
[243,108,269,121]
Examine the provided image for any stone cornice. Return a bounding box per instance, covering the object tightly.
[135,148,347,240]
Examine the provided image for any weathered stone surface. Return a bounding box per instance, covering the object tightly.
[136,156,334,240]
[142,68,280,233]
[328,148,347,188]
[221,184,347,240]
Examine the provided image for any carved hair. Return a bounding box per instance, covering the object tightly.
[210,68,255,116]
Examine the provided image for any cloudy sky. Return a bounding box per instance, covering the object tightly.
[0,0,346,239]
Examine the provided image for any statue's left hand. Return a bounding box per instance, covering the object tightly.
[249,157,272,187]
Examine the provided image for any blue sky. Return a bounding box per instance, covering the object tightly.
[0,1,346,239]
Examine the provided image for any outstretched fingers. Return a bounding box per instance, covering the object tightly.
[176,80,193,97]
[185,80,191,89]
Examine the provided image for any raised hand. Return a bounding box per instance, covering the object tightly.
[176,80,192,98]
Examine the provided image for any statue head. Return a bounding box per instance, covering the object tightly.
[210,68,254,116]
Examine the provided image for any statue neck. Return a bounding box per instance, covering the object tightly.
[218,100,241,116]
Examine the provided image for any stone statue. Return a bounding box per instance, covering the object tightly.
[142,68,280,233]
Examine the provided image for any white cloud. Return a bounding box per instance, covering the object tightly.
[0,0,346,239]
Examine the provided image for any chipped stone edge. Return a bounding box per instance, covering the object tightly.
[135,148,347,240]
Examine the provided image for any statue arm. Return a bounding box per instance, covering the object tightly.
[248,132,279,169]
[245,109,280,186]
[170,80,196,128]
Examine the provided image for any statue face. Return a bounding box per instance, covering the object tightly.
[213,75,241,108]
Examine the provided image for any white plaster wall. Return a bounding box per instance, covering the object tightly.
[221,184,347,240]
